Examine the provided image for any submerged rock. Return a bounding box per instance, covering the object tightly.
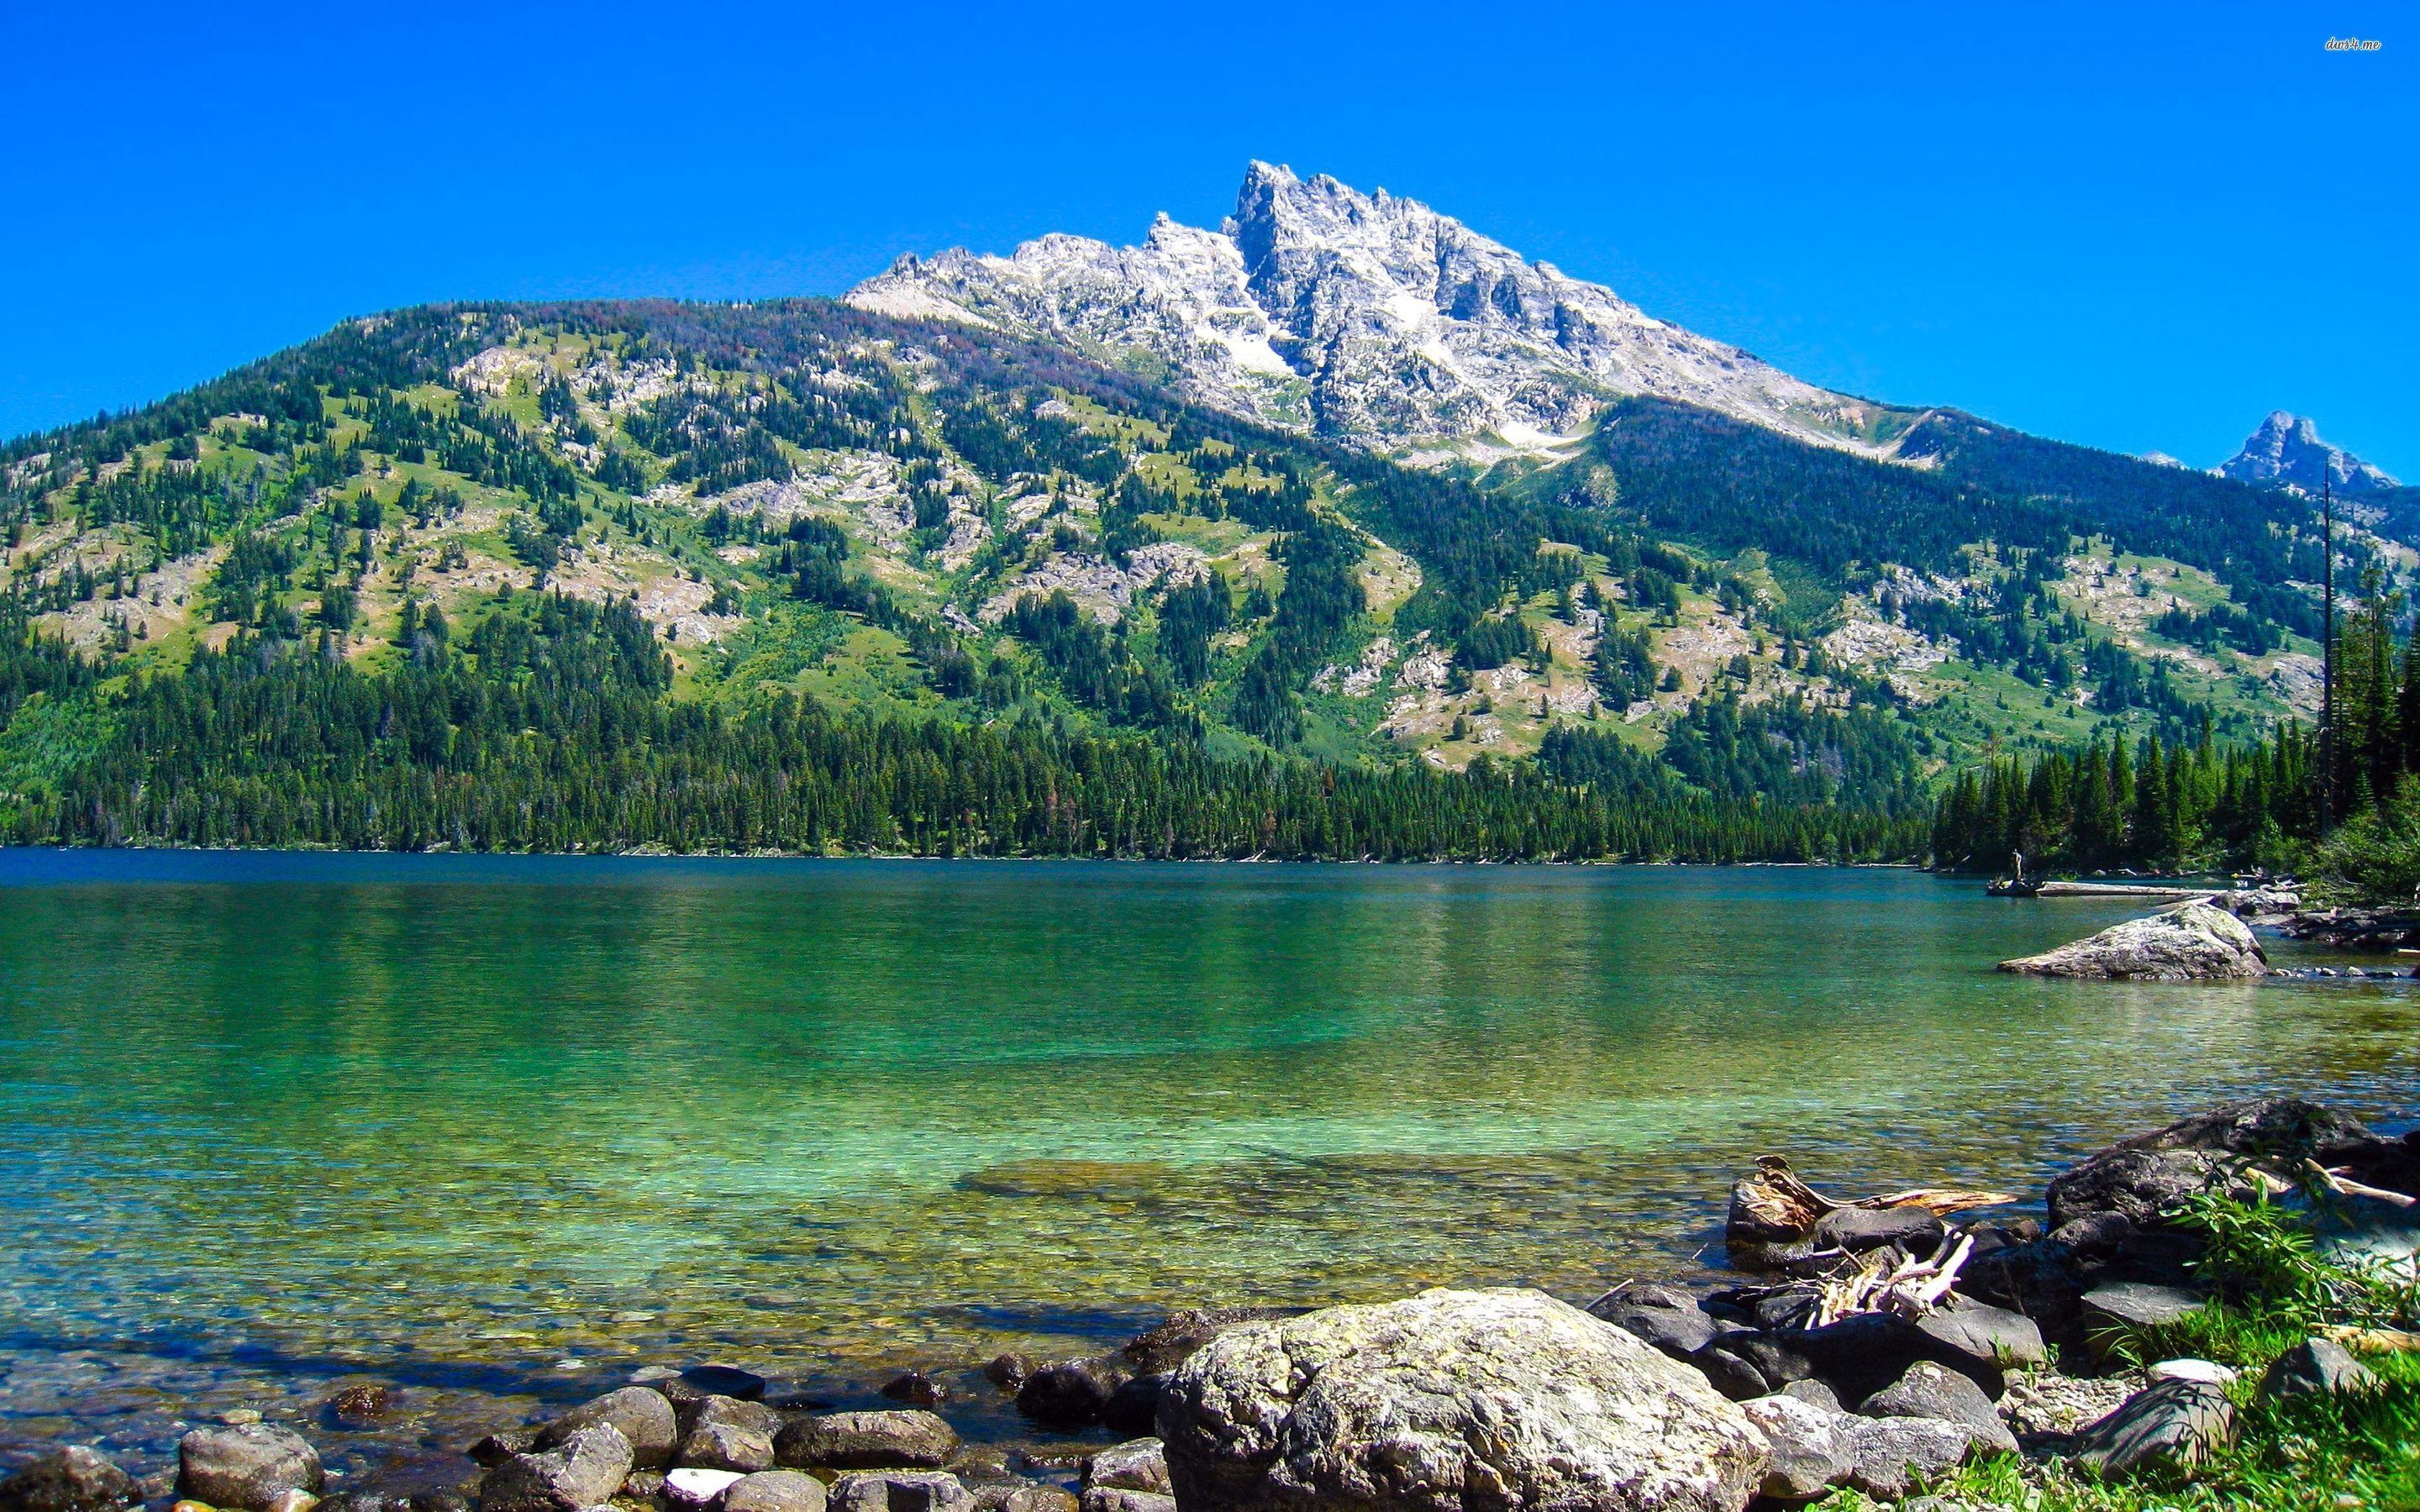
[1996,900,2268,979]
[1014,1359,1133,1429]
[0,1447,141,1512]
[1155,1286,1767,1512]
[178,1425,326,1512]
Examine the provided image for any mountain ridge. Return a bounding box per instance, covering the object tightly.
[848,162,1909,464]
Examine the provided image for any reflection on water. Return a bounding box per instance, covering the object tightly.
[1,853,2414,1477]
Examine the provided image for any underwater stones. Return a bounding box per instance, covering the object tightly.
[0,1447,141,1512]
[325,1385,401,1429]
[879,1373,947,1408]
[178,1425,326,1512]
[1013,1359,1133,1430]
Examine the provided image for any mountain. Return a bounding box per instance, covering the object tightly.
[847,162,1907,463]
[0,174,2377,858]
[2217,410,2401,495]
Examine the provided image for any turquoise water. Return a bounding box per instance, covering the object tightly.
[0,853,2413,1480]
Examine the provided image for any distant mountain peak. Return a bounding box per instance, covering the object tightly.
[846,163,1896,461]
[2217,411,2399,495]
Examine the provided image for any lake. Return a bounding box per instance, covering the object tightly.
[1,853,2413,1485]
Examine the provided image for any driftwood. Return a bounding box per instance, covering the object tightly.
[1811,1231,1976,1327]
[2305,1158,2418,1208]
[2322,1324,2420,1354]
[1734,1154,2016,1226]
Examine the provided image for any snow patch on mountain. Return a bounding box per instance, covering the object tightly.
[848,162,1896,461]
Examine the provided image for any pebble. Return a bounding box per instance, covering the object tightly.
[174,1502,215,1512]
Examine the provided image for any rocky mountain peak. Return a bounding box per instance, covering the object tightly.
[2217,411,2399,495]
[845,163,1894,461]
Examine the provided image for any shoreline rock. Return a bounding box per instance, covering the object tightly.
[1996,900,2269,979]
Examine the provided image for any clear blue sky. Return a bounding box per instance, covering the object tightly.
[3,2,2412,476]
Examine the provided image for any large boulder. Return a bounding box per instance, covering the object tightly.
[177,1425,327,1512]
[1155,1287,1768,1512]
[476,1425,634,1512]
[1996,901,2269,979]
[2046,1099,2370,1233]
[535,1387,680,1469]
[0,1448,140,1512]
[774,1411,958,1471]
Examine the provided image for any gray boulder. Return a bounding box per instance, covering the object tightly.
[2259,1337,2381,1399]
[724,1472,829,1512]
[774,1411,959,1471]
[2081,1282,2206,1331]
[1739,1394,1853,1499]
[1842,1416,1979,1499]
[828,1473,972,1512]
[1858,1362,2018,1457]
[1587,1287,1723,1359]
[476,1424,634,1512]
[2070,1380,2233,1476]
[1996,901,2268,979]
[1082,1441,1169,1496]
[1815,1205,1947,1255]
[1914,1297,2047,1373]
[178,1425,327,1512]
[536,1387,680,1469]
[1781,1378,1843,1413]
[677,1422,776,1474]
[1077,1494,1172,1512]
[1155,1286,1768,1512]
[0,1447,140,1512]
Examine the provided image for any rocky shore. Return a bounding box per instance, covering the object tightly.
[3,1099,2412,1512]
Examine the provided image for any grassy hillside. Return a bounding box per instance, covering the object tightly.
[0,297,2376,853]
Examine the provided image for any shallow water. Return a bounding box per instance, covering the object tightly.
[1,853,2413,1486]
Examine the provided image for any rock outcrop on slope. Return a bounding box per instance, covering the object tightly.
[847,162,1897,461]
[2217,410,2401,495]
[1996,900,2269,980]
